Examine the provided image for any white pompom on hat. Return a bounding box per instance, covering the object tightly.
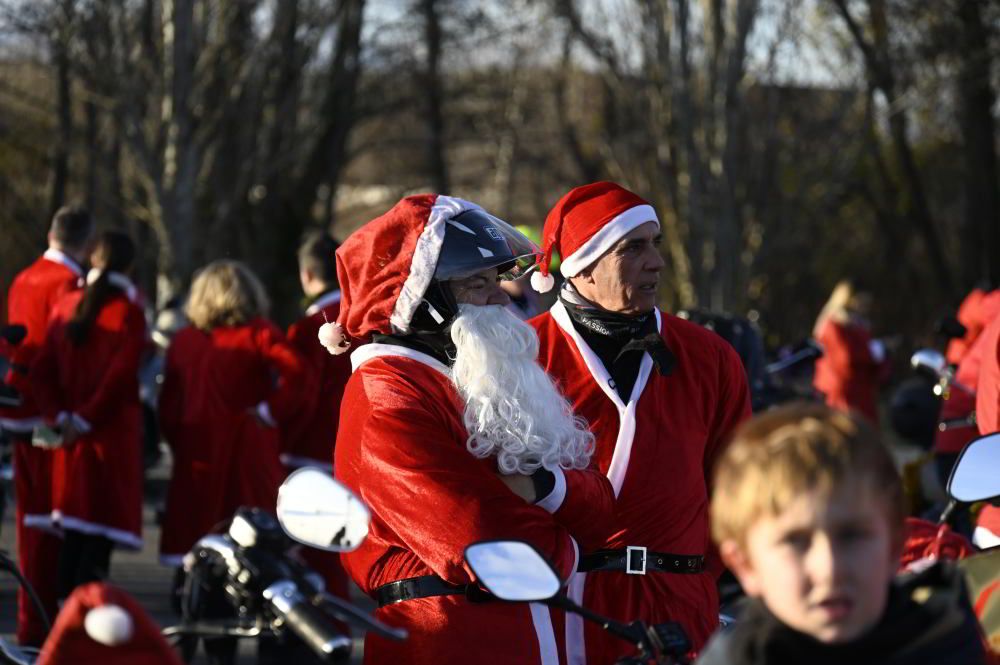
[84,604,134,646]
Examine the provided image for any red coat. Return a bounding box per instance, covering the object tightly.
[530,304,752,662]
[975,314,1000,546]
[946,289,1000,365]
[31,290,146,548]
[335,343,615,665]
[158,318,310,564]
[280,291,348,470]
[813,318,887,423]
[1,249,83,430]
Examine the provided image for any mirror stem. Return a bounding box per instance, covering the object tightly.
[547,593,647,651]
[937,499,957,526]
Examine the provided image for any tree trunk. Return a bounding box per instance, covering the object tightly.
[956,0,1000,289]
[49,0,74,217]
[421,0,449,193]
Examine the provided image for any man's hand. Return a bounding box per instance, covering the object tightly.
[497,473,536,503]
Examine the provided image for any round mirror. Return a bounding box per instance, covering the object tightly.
[464,541,561,602]
[948,433,1000,503]
[276,468,370,552]
[910,349,947,377]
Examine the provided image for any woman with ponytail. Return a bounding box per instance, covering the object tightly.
[31,230,146,600]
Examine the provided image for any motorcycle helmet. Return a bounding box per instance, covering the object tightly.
[409,209,540,332]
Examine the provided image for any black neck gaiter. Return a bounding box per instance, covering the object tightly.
[372,331,456,368]
[559,284,673,401]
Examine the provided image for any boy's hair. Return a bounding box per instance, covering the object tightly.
[185,260,270,331]
[49,205,94,250]
[711,402,904,546]
[297,232,340,286]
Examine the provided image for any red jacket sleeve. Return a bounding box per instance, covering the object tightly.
[546,468,615,552]
[157,339,185,446]
[256,322,315,425]
[350,373,581,584]
[30,318,67,422]
[76,305,146,427]
[703,343,752,577]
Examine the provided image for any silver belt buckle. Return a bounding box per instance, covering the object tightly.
[626,545,647,575]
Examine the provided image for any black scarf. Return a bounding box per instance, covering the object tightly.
[372,332,456,367]
[559,285,674,401]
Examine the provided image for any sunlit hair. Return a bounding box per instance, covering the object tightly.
[450,303,595,475]
[185,260,270,331]
[813,279,870,336]
[711,402,904,547]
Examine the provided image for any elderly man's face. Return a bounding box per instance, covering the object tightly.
[449,268,512,307]
[571,222,664,315]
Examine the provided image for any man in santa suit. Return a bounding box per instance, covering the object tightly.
[1,205,93,645]
[527,181,752,662]
[322,194,615,665]
[281,232,351,607]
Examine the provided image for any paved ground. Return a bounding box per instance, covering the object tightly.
[0,453,368,663]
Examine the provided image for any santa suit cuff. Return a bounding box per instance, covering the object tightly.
[255,402,277,427]
[534,467,567,514]
[72,413,92,434]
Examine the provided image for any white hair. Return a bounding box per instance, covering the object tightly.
[450,304,595,475]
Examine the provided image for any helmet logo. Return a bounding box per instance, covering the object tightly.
[484,226,503,241]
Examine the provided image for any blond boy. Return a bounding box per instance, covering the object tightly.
[697,403,986,665]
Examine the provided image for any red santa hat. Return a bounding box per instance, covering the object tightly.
[318,194,483,354]
[37,582,184,665]
[530,181,659,293]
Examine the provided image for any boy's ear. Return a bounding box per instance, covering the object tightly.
[720,539,762,597]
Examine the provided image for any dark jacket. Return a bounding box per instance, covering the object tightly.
[697,562,987,665]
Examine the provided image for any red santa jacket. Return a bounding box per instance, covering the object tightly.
[813,317,888,424]
[158,318,310,564]
[530,303,752,662]
[31,289,146,548]
[280,290,348,470]
[1,249,83,430]
[335,343,615,665]
[975,314,1000,546]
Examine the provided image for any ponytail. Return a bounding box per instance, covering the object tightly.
[65,230,136,345]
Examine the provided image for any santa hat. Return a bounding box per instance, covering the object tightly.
[37,582,184,665]
[530,181,659,293]
[318,194,482,355]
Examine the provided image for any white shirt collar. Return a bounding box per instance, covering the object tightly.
[86,269,138,303]
[42,248,84,277]
[306,290,342,316]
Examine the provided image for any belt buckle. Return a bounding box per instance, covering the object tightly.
[626,546,647,575]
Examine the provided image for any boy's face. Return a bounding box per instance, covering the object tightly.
[722,482,900,644]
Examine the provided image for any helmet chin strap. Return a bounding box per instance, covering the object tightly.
[424,301,446,325]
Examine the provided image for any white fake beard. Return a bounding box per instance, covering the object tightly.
[450,303,595,475]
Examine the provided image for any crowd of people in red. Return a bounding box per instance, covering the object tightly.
[0,191,996,664]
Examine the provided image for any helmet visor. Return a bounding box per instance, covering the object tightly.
[434,209,541,282]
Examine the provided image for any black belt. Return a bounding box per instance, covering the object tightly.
[578,547,704,575]
[375,575,494,608]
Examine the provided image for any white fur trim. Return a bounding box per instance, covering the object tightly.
[389,196,482,334]
[306,290,342,316]
[85,605,134,646]
[559,205,659,278]
[255,402,277,427]
[0,417,42,433]
[52,511,143,550]
[535,467,567,514]
[549,301,659,496]
[23,513,61,536]
[530,270,555,293]
[350,342,451,377]
[565,571,588,665]
[86,269,138,303]
[529,603,560,665]
[973,526,1000,549]
[43,248,84,277]
[280,454,334,472]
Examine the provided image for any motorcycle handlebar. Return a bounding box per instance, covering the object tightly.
[264,580,351,661]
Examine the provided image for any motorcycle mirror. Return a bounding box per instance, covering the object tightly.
[276,468,370,552]
[910,349,947,377]
[464,541,561,602]
[947,432,1000,503]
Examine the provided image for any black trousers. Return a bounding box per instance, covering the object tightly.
[57,530,113,600]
